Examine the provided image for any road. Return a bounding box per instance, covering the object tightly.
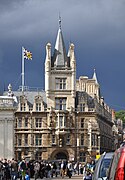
[32,174,83,180]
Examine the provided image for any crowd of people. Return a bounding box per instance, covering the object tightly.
[0,157,96,180]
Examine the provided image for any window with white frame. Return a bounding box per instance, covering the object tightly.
[59,114,66,128]
[55,78,66,90]
[92,133,97,146]
[55,98,66,110]
[35,118,42,128]
[35,134,42,146]
[36,103,41,111]
[20,103,26,111]
[80,103,85,112]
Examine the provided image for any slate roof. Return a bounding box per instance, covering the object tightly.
[4,90,47,107]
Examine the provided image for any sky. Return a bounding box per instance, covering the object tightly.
[0,0,125,111]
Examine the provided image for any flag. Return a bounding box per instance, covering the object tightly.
[23,47,32,60]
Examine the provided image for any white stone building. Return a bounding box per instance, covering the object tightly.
[0,84,17,159]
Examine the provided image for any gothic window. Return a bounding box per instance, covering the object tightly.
[36,103,41,111]
[81,118,85,128]
[92,133,97,146]
[55,98,66,110]
[35,134,42,146]
[24,134,28,146]
[81,133,84,146]
[20,103,26,111]
[35,118,42,128]
[55,78,66,90]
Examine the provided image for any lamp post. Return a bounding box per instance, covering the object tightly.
[76,111,80,162]
[98,135,100,155]
[88,120,92,153]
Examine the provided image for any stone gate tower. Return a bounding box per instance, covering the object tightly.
[45,19,76,111]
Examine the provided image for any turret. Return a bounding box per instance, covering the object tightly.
[45,43,51,96]
[92,69,100,100]
[68,43,76,97]
[52,17,68,67]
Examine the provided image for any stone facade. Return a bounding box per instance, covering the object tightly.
[2,21,115,162]
[12,22,114,162]
[0,94,16,159]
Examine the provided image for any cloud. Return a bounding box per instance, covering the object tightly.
[0,0,124,43]
[0,0,125,110]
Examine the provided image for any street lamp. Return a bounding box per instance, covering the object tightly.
[88,120,92,153]
[76,110,80,162]
[98,135,100,155]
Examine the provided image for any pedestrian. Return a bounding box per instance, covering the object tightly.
[3,158,11,180]
[27,160,34,178]
[83,169,92,180]
[18,158,27,180]
[60,160,66,178]
[11,158,18,180]
[34,161,40,180]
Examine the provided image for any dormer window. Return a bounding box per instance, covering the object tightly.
[20,103,26,111]
[80,103,85,112]
[36,103,41,111]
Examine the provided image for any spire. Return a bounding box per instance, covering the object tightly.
[59,15,61,29]
[52,17,67,67]
[92,69,98,84]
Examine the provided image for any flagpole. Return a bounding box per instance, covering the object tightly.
[22,47,24,91]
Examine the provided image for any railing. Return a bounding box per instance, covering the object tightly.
[18,86,44,92]
[0,97,14,107]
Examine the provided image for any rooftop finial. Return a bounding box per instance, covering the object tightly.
[59,14,61,29]
[92,68,98,84]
